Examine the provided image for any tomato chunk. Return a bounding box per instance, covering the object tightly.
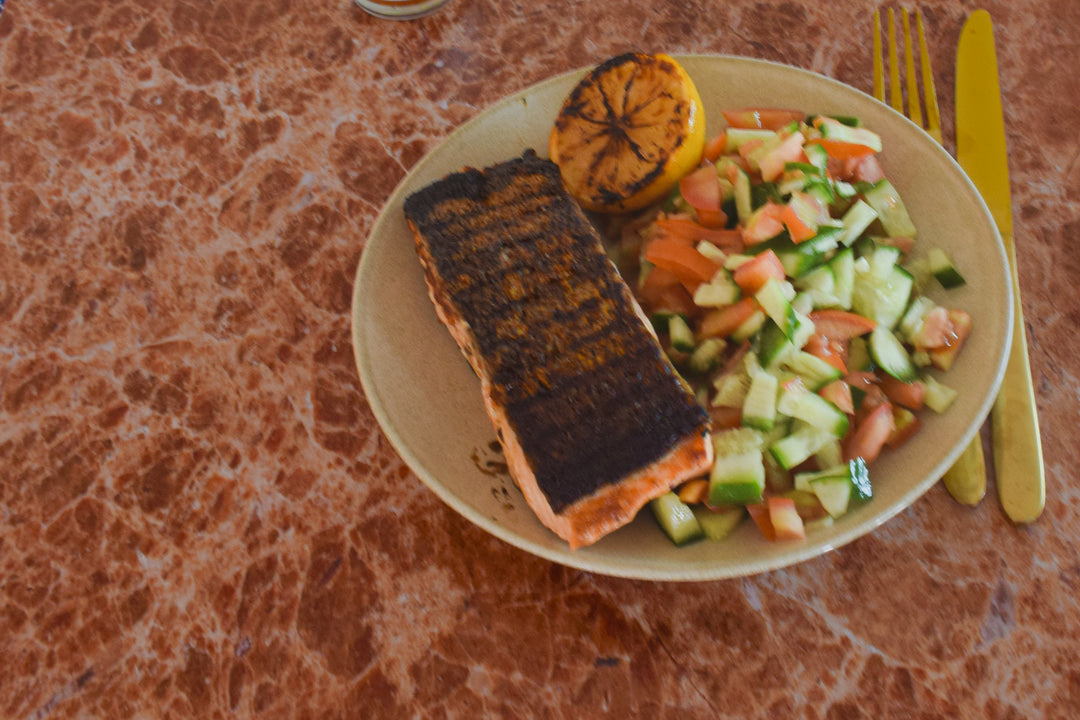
[808,137,878,160]
[746,502,777,541]
[644,238,722,286]
[654,218,744,253]
[679,164,726,228]
[843,401,896,463]
[809,310,877,341]
[878,373,926,410]
[699,297,760,338]
[732,249,785,294]
[768,497,807,540]
[722,107,805,130]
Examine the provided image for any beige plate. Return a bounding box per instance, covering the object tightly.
[351,55,1012,581]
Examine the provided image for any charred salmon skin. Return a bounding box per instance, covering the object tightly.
[403,152,712,549]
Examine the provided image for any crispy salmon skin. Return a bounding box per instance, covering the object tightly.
[403,152,712,549]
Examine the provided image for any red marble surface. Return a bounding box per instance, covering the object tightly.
[2,0,1079,718]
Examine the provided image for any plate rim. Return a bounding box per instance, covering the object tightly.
[351,54,1012,581]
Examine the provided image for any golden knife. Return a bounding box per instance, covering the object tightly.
[955,10,1045,523]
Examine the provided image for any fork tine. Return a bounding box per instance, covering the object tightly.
[916,9,943,143]
[872,9,885,102]
[887,8,903,113]
[902,9,923,128]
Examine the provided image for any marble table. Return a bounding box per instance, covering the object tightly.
[2,0,1078,717]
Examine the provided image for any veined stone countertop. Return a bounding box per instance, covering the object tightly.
[2,1,1078,717]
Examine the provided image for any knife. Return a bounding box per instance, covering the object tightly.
[955,10,1045,523]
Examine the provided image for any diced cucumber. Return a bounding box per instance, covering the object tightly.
[847,335,873,372]
[725,127,779,152]
[710,428,767,505]
[688,337,727,375]
[777,385,849,437]
[815,117,883,151]
[851,262,913,329]
[869,325,918,382]
[803,141,829,174]
[756,318,797,370]
[756,278,800,340]
[742,371,779,431]
[813,438,844,469]
[839,199,878,247]
[862,179,917,237]
[668,314,696,353]
[730,308,767,342]
[696,240,728,265]
[828,247,855,309]
[712,371,752,408]
[868,245,903,279]
[784,350,843,390]
[928,248,966,288]
[922,374,958,413]
[808,475,852,518]
[693,269,741,307]
[768,423,834,470]
[794,457,871,517]
[733,165,753,223]
[692,505,746,541]
[650,492,704,546]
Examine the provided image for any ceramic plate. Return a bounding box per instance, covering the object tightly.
[351,55,1012,580]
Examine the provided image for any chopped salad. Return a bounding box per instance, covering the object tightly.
[600,108,973,545]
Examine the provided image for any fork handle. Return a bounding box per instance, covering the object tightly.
[992,235,1045,523]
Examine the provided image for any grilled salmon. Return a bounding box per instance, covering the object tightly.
[403,152,712,549]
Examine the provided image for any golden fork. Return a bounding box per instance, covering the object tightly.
[872,8,988,506]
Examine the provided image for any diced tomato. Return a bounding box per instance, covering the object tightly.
[911,306,952,349]
[737,138,765,164]
[878,373,926,410]
[722,108,805,131]
[805,333,848,374]
[741,203,786,246]
[653,218,744,252]
[746,502,777,541]
[699,297,760,338]
[780,203,815,243]
[679,164,726,228]
[644,238,722,286]
[704,131,728,162]
[854,382,890,424]
[928,310,972,371]
[886,405,922,448]
[768,497,806,540]
[842,154,885,183]
[809,309,877,341]
[818,379,855,415]
[759,131,807,182]
[732,249,786,294]
[639,266,697,316]
[843,401,895,463]
[807,137,878,160]
[677,478,710,505]
[709,404,743,429]
[878,235,915,257]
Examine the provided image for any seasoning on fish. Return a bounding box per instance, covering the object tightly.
[403,152,712,549]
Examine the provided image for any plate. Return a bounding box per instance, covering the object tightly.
[351,55,1012,581]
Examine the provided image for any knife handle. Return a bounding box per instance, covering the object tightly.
[992,235,1046,523]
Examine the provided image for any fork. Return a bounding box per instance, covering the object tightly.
[872,8,988,506]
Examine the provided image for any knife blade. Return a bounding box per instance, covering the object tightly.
[955,10,1045,523]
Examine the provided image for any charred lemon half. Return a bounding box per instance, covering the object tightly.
[548,53,706,213]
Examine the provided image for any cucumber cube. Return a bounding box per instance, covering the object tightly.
[650,492,704,546]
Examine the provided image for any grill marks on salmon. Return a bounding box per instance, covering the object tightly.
[404,152,712,549]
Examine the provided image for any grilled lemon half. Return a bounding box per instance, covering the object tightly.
[548,53,706,213]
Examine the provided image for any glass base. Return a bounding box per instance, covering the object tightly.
[355,0,449,20]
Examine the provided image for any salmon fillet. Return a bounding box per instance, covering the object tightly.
[403,152,712,549]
